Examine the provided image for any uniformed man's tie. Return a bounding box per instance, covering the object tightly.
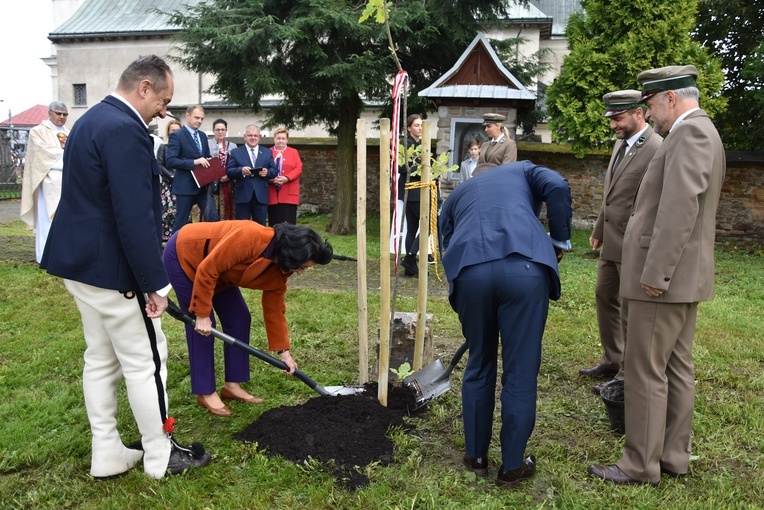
[612,141,628,175]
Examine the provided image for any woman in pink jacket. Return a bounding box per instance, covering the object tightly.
[268,128,303,225]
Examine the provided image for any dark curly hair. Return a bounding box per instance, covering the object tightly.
[273,223,333,272]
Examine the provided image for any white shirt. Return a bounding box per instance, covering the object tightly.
[110,92,148,128]
[466,157,478,178]
[621,124,651,155]
[669,107,701,133]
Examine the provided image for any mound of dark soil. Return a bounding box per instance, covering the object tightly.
[233,383,422,490]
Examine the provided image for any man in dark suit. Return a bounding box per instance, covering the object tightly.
[41,55,210,479]
[581,90,662,393]
[588,65,725,486]
[226,124,278,225]
[166,104,219,234]
[439,161,572,488]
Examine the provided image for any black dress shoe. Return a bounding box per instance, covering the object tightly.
[462,454,488,477]
[400,254,418,277]
[579,364,619,378]
[497,455,536,488]
[661,466,687,478]
[166,439,212,476]
[587,464,658,487]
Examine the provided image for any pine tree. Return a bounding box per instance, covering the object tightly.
[164,0,516,233]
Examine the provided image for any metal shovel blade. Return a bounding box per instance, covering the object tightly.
[404,359,451,409]
[322,385,367,396]
[403,342,469,410]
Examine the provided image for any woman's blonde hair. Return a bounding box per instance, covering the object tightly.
[273,127,289,139]
[164,119,182,142]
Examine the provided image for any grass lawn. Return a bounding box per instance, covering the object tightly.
[0,215,762,509]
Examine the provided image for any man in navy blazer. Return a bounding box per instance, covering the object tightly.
[439,161,572,488]
[166,105,219,234]
[226,124,278,225]
[41,55,210,479]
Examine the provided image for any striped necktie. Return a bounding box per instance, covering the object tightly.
[193,130,202,154]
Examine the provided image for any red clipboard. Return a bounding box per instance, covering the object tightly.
[190,157,226,188]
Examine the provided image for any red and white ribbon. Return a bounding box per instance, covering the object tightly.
[390,70,409,264]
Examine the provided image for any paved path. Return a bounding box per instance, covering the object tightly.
[0,199,21,224]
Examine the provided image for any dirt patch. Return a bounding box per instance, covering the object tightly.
[0,235,35,263]
[290,256,450,299]
[233,383,423,490]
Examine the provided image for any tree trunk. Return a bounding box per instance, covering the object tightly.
[328,95,362,235]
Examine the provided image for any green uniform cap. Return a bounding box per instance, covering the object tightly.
[603,90,642,117]
[638,65,699,102]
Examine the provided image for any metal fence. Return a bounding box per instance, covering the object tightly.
[0,182,22,200]
[1,129,23,198]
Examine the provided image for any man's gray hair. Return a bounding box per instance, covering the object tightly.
[49,101,67,112]
[117,55,173,93]
[673,86,700,102]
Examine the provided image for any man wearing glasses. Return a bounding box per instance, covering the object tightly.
[208,119,237,219]
[226,124,278,225]
[20,102,70,263]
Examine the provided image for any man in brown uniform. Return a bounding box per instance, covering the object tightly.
[588,65,725,486]
[580,91,662,395]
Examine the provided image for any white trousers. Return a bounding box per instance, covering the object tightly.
[65,280,172,479]
[34,184,51,264]
[389,199,432,255]
[34,168,63,263]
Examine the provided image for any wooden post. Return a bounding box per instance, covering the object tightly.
[413,120,431,371]
[356,119,368,384]
[378,118,391,406]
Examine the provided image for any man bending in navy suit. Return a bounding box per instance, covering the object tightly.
[42,55,210,479]
[226,124,278,225]
[439,161,571,488]
[166,104,219,234]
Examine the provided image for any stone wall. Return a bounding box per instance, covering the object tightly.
[285,139,764,242]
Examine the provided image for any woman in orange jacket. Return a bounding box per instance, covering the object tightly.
[163,220,333,416]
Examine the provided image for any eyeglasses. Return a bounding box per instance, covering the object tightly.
[213,128,227,132]
[51,111,69,117]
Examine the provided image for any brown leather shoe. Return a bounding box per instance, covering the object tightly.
[462,454,488,477]
[220,386,264,404]
[497,455,536,488]
[196,395,231,417]
[587,464,658,487]
[579,364,619,378]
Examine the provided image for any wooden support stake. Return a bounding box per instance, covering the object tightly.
[413,120,432,371]
[356,119,368,384]
[378,118,391,406]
